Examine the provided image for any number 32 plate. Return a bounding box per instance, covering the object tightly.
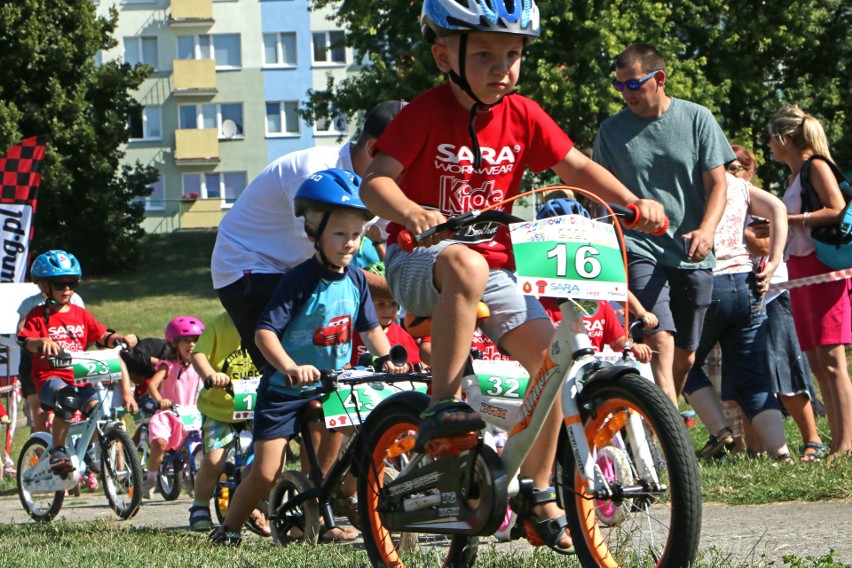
[510,214,627,301]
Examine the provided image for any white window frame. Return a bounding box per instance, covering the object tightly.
[139,176,165,212]
[177,34,241,70]
[124,36,158,68]
[178,103,244,139]
[262,32,297,68]
[182,171,247,207]
[311,30,346,66]
[128,106,162,141]
[313,112,349,137]
[265,101,301,137]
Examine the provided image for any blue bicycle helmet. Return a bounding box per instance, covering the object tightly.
[294,168,369,217]
[421,0,540,43]
[31,250,82,279]
[536,198,591,220]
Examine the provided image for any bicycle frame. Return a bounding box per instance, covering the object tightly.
[22,385,115,493]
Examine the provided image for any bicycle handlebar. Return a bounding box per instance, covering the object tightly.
[397,203,668,253]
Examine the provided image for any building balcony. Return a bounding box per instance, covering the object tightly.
[179,198,224,229]
[174,129,219,165]
[173,59,217,97]
[169,0,214,27]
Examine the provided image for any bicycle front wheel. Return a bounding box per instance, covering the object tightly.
[158,454,183,501]
[100,426,143,520]
[561,373,701,567]
[357,396,478,568]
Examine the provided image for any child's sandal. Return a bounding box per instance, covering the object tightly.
[521,487,575,555]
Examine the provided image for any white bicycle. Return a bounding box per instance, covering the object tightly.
[17,347,143,521]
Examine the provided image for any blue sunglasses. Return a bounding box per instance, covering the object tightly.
[612,70,660,92]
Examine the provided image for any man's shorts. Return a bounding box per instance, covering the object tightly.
[627,255,713,351]
[384,242,549,348]
[38,377,98,413]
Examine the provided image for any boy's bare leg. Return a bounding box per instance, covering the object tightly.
[500,318,572,548]
[428,245,489,403]
[222,438,287,532]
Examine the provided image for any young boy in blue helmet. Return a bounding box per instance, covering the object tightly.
[359,0,667,550]
[209,169,405,545]
[18,250,138,472]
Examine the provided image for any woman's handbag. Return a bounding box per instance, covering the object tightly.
[800,155,852,270]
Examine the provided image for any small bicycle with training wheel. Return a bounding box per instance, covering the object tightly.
[355,189,702,568]
[267,346,429,546]
[156,404,203,500]
[17,346,144,522]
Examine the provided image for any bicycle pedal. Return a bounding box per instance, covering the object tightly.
[522,520,546,547]
[424,432,478,458]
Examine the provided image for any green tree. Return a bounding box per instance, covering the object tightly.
[0,0,158,274]
[308,0,851,188]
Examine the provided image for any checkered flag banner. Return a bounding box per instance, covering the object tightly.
[0,136,47,283]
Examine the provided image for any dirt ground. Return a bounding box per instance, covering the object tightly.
[0,489,849,565]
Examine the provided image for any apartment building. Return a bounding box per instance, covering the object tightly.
[95,0,356,233]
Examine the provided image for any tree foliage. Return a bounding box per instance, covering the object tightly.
[0,0,158,274]
[308,0,851,188]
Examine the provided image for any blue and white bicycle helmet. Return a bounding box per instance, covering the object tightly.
[31,250,82,279]
[294,168,369,217]
[536,198,591,220]
[421,0,541,43]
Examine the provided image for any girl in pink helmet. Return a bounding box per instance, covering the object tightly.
[143,316,205,498]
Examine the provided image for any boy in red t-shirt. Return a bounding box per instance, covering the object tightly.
[360,0,666,550]
[18,250,138,472]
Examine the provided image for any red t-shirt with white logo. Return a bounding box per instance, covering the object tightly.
[20,304,108,390]
[377,83,574,270]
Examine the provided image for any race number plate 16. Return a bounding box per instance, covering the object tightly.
[510,214,627,302]
[232,378,260,420]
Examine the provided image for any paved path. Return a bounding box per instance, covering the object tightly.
[1,491,849,564]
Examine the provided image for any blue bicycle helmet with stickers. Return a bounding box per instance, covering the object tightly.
[294,168,369,217]
[421,0,540,43]
[31,250,82,279]
[536,198,591,220]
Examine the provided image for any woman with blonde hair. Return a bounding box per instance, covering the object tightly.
[768,104,852,455]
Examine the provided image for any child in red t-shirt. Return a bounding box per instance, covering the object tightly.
[351,264,422,370]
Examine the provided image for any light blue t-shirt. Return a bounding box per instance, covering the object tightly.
[594,98,735,269]
[256,256,379,396]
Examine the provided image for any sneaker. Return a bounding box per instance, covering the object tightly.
[493,505,515,542]
[208,526,242,547]
[85,471,99,491]
[49,446,73,473]
[189,505,214,532]
[142,477,157,499]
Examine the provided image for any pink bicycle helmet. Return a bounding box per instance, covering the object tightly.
[165,316,205,343]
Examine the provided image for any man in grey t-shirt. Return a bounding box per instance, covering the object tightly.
[594,43,735,405]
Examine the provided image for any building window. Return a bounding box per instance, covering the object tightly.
[177,34,241,69]
[314,112,349,136]
[124,36,158,68]
[129,106,162,140]
[138,176,165,211]
[263,32,297,67]
[183,171,247,205]
[266,101,300,136]
[179,103,244,138]
[312,31,345,65]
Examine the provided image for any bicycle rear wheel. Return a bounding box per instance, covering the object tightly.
[214,462,236,525]
[17,438,64,522]
[356,396,478,568]
[560,373,701,567]
[100,426,143,520]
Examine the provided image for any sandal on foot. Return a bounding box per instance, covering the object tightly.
[414,398,485,452]
[522,488,575,555]
[319,526,359,543]
[800,442,828,463]
[773,453,795,465]
[697,427,736,459]
[189,505,213,532]
[246,509,272,537]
